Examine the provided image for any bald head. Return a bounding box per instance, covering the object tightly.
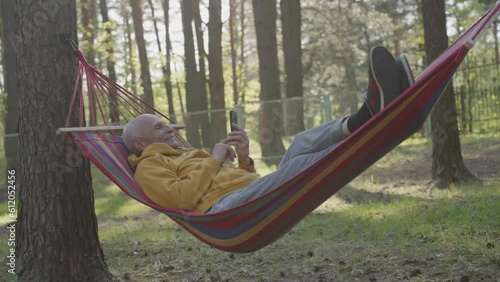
[122,114,181,154]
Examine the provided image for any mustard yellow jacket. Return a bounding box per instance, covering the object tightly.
[128,143,260,213]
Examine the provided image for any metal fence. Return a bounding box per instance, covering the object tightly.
[1,59,499,181]
[453,59,500,134]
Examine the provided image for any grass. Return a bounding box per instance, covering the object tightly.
[95,181,499,282]
[0,133,499,281]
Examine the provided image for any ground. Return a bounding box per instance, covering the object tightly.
[98,135,499,282]
[0,135,499,282]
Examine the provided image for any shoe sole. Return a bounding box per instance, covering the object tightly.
[397,55,415,90]
[369,47,401,112]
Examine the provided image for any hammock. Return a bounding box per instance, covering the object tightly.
[59,3,500,253]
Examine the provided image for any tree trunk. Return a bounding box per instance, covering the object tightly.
[181,0,202,148]
[240,0,247,103]
[343,51,359,115]
[122,1,139,95]
[15,1,114,280]
[342,0,359,116]
[421,0,479,189]
[99,0,120,122]
[192,0,212,147]
[208,0,227,144]
[148,0,171,115]
[148,0,175,121]
[81,0,98,122]
[229,0,239,105]
[280,0,305,135]
[130,0,155,109]
[252,0,286,166]
[1,0,20,178]
[81,0,96,65]
[161,0,176,121]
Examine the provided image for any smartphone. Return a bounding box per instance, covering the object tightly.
[229,110,238,131]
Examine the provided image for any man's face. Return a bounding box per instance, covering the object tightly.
[138,115,182,149]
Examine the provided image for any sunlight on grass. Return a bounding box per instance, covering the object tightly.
[95,177,500,281]
[323,182,499,249]
[1,133,498,280]
[0,214,13,225]
[93,181,152,220]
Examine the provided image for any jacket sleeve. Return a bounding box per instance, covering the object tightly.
[238,157,256,173]
[134,155,221,211]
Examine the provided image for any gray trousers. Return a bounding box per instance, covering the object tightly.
[208,118,347,213]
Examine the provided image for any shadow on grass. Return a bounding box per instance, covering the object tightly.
[99,182,500,282]
[334,184,407,205]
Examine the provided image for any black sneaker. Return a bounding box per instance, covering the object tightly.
[365,46,401,116]
[396,55,415,92]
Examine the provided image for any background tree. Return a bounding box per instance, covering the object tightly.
[131,0,155,109]
[80,0,98,119]
[161,0,177,120]
[280,0,305,135]
[301,0,417,123]
[121,1,139,95]
[80,0,97,66]
[227,0,248,105]
[182,0,202,148]
[147,0,175,122]
[229,0,239,105]
[252,0,286,165]
[99,0,119,121]
[421,0,479,188]
[340,1,361,115]
[192,0,212,146]
[1,0,19,177]
[16,1,114,280]
[208,0,227,144]
[239,0,247,104]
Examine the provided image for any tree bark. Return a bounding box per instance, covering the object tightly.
[1,0,20,177]
[16,1,114,280]
[131,0,155,110]
[421,0,479,189]
[208,0,227,144]
[252,0,286,166]
[280,0,305,135]
[181,0,202,147]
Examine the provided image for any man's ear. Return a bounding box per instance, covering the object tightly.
[132,139,144,153]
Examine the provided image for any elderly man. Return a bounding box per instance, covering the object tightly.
[123,46,414,213]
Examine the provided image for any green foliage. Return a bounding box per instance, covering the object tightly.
[301,0,419,116]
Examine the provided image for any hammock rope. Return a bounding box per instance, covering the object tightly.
[60,2,500,253]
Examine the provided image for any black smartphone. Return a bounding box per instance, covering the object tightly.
[229,110,238,131]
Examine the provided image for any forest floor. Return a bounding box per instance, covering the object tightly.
[0,134,499,281]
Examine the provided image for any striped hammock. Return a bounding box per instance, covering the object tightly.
[60,3,500,253]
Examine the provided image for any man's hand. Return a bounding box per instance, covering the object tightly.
[211,142,236,165]
[224,124,251,165]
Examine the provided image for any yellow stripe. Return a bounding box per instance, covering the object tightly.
[175,76,442,248]
[178,77,438,248]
